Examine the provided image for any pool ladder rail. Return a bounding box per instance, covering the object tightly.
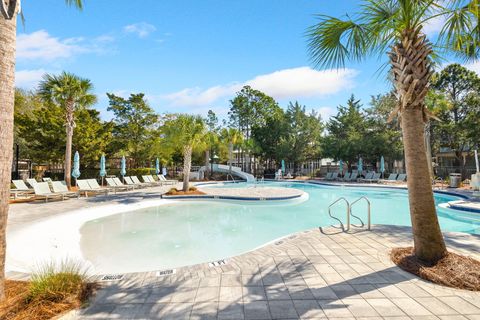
[227,174,236,183]
[327,196,371,232]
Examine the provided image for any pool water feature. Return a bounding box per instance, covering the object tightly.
[79,182,477,273]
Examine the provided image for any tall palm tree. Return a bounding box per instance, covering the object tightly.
[221,128,243,173]
[0,0,84,301]
[163,115,206,192]
[307,0,480,263]
[38,72,97,187]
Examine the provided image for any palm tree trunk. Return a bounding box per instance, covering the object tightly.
[182,145,192,192]
[65,125,73,187]
[228,142,233,173]
[205,149,210,179]
[390,28,446,263]
[0,3,18,301]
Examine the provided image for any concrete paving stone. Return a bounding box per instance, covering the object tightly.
[375,284,408,298]
[268,300,298,319]
[155,302,193,320]
[396,283,432,298]
[266,285,291,300]
[222,274,243,286]
[391,297,433,316]
[416,297,459,315]
[243,286,267,302]
[218,302,245,320]
[438,297,480,315]
[170,288,197,303]
[287,286,315,300]
[220,286,244,302]
[292,300,326,319]
[190,301,218,320]
[341,298,380,317]
[329,284,358,299]
[134,303,168,319]
[366,298,406,317]
[195,286,220,302]
[243,274,264,286]
[438,316,469,320]
[317,299,353,318]
[199,276,221,287]
[244,301,271,320]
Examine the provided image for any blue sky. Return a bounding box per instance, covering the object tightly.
[15,0,476,121]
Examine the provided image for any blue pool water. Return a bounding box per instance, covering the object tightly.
[79,182,479,273]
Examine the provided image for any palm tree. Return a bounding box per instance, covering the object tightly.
[221,128,243,173]
[0,0,84,301]
[163,115,206,192]
[307,0,480,263]
[39,72,97,187]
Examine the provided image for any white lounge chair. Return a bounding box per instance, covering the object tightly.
[113,177,135,191]
[26,178,38,188]
[51,181,79,198]
[142,175,162,186]
[157,174,177,185]
[325,172,333,180]
[77,179,109,196]
[43,177,52,182]
[345,172,358,182]
[132,176,156,187]
[364,172,381,183]
[33,182,65,202]
[341,172,351,181]
[358,172,373,182]
[381,173,398,183]
[10,180,35,199]
[124,176,143,189]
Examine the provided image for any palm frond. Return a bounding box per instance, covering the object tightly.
[306,15,373,69]
[64,0,83,10]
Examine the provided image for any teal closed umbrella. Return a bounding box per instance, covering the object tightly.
[339,160,343,175]
[120,156,126,181]
[156,158,160,175]
[358,157,363,175]
[100,154,107,186]
[281,160,286,174]
[380,156,385,179]
[72,151,81,185]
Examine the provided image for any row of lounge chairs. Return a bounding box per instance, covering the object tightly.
[325,172,407,183]
[10,174,178,201]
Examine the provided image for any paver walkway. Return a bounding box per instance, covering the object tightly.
[64,225,480,319]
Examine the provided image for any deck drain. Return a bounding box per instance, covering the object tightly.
[156,269,176,277]
[100,274,124,281]
[208,259,227,267]
[275,240,284,245]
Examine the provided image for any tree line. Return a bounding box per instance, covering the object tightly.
[13,64,480,183]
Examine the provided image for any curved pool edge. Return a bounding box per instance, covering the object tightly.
[5,180,471,278]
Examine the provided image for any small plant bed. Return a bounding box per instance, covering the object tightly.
[165,186,206,196]
[0,263,96,320]
[391,247,480,291]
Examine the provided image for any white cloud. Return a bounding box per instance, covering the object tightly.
[464,61,480,74]
[15,69,48,89]
[163,67,358,107]
[17,30,86,61]
[17,30,115,61]
[123,22,156,38]
[314,106,336,121]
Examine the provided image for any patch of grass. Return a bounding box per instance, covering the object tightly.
[391,247,480,291]
[0,260,96,320]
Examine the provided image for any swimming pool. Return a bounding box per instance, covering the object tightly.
[78,182,479,273]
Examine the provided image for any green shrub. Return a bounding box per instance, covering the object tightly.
[28,260,88,303]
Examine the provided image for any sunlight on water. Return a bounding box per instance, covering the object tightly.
[79,182,477,273]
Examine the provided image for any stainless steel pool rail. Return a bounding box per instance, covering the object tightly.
[350,196,371,230]
[227,174,236,183]
[328,197,350,231]
[327,196,371,231]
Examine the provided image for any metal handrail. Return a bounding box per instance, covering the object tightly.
[328,197,350,231]
[350,196,371,230]
[227,174,236,183]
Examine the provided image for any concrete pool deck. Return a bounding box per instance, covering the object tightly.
[5,181,480,319]
[60,225,480,320]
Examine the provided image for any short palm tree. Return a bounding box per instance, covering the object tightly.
[221,128,243,173]
[307,0,480,263]
[164,115,206,191]
[0,0,84,302]
[39,72,97,187]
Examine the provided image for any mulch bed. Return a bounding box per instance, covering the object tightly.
[391,247,480,291]
[165,190,206,196]
[0,280,96,320]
